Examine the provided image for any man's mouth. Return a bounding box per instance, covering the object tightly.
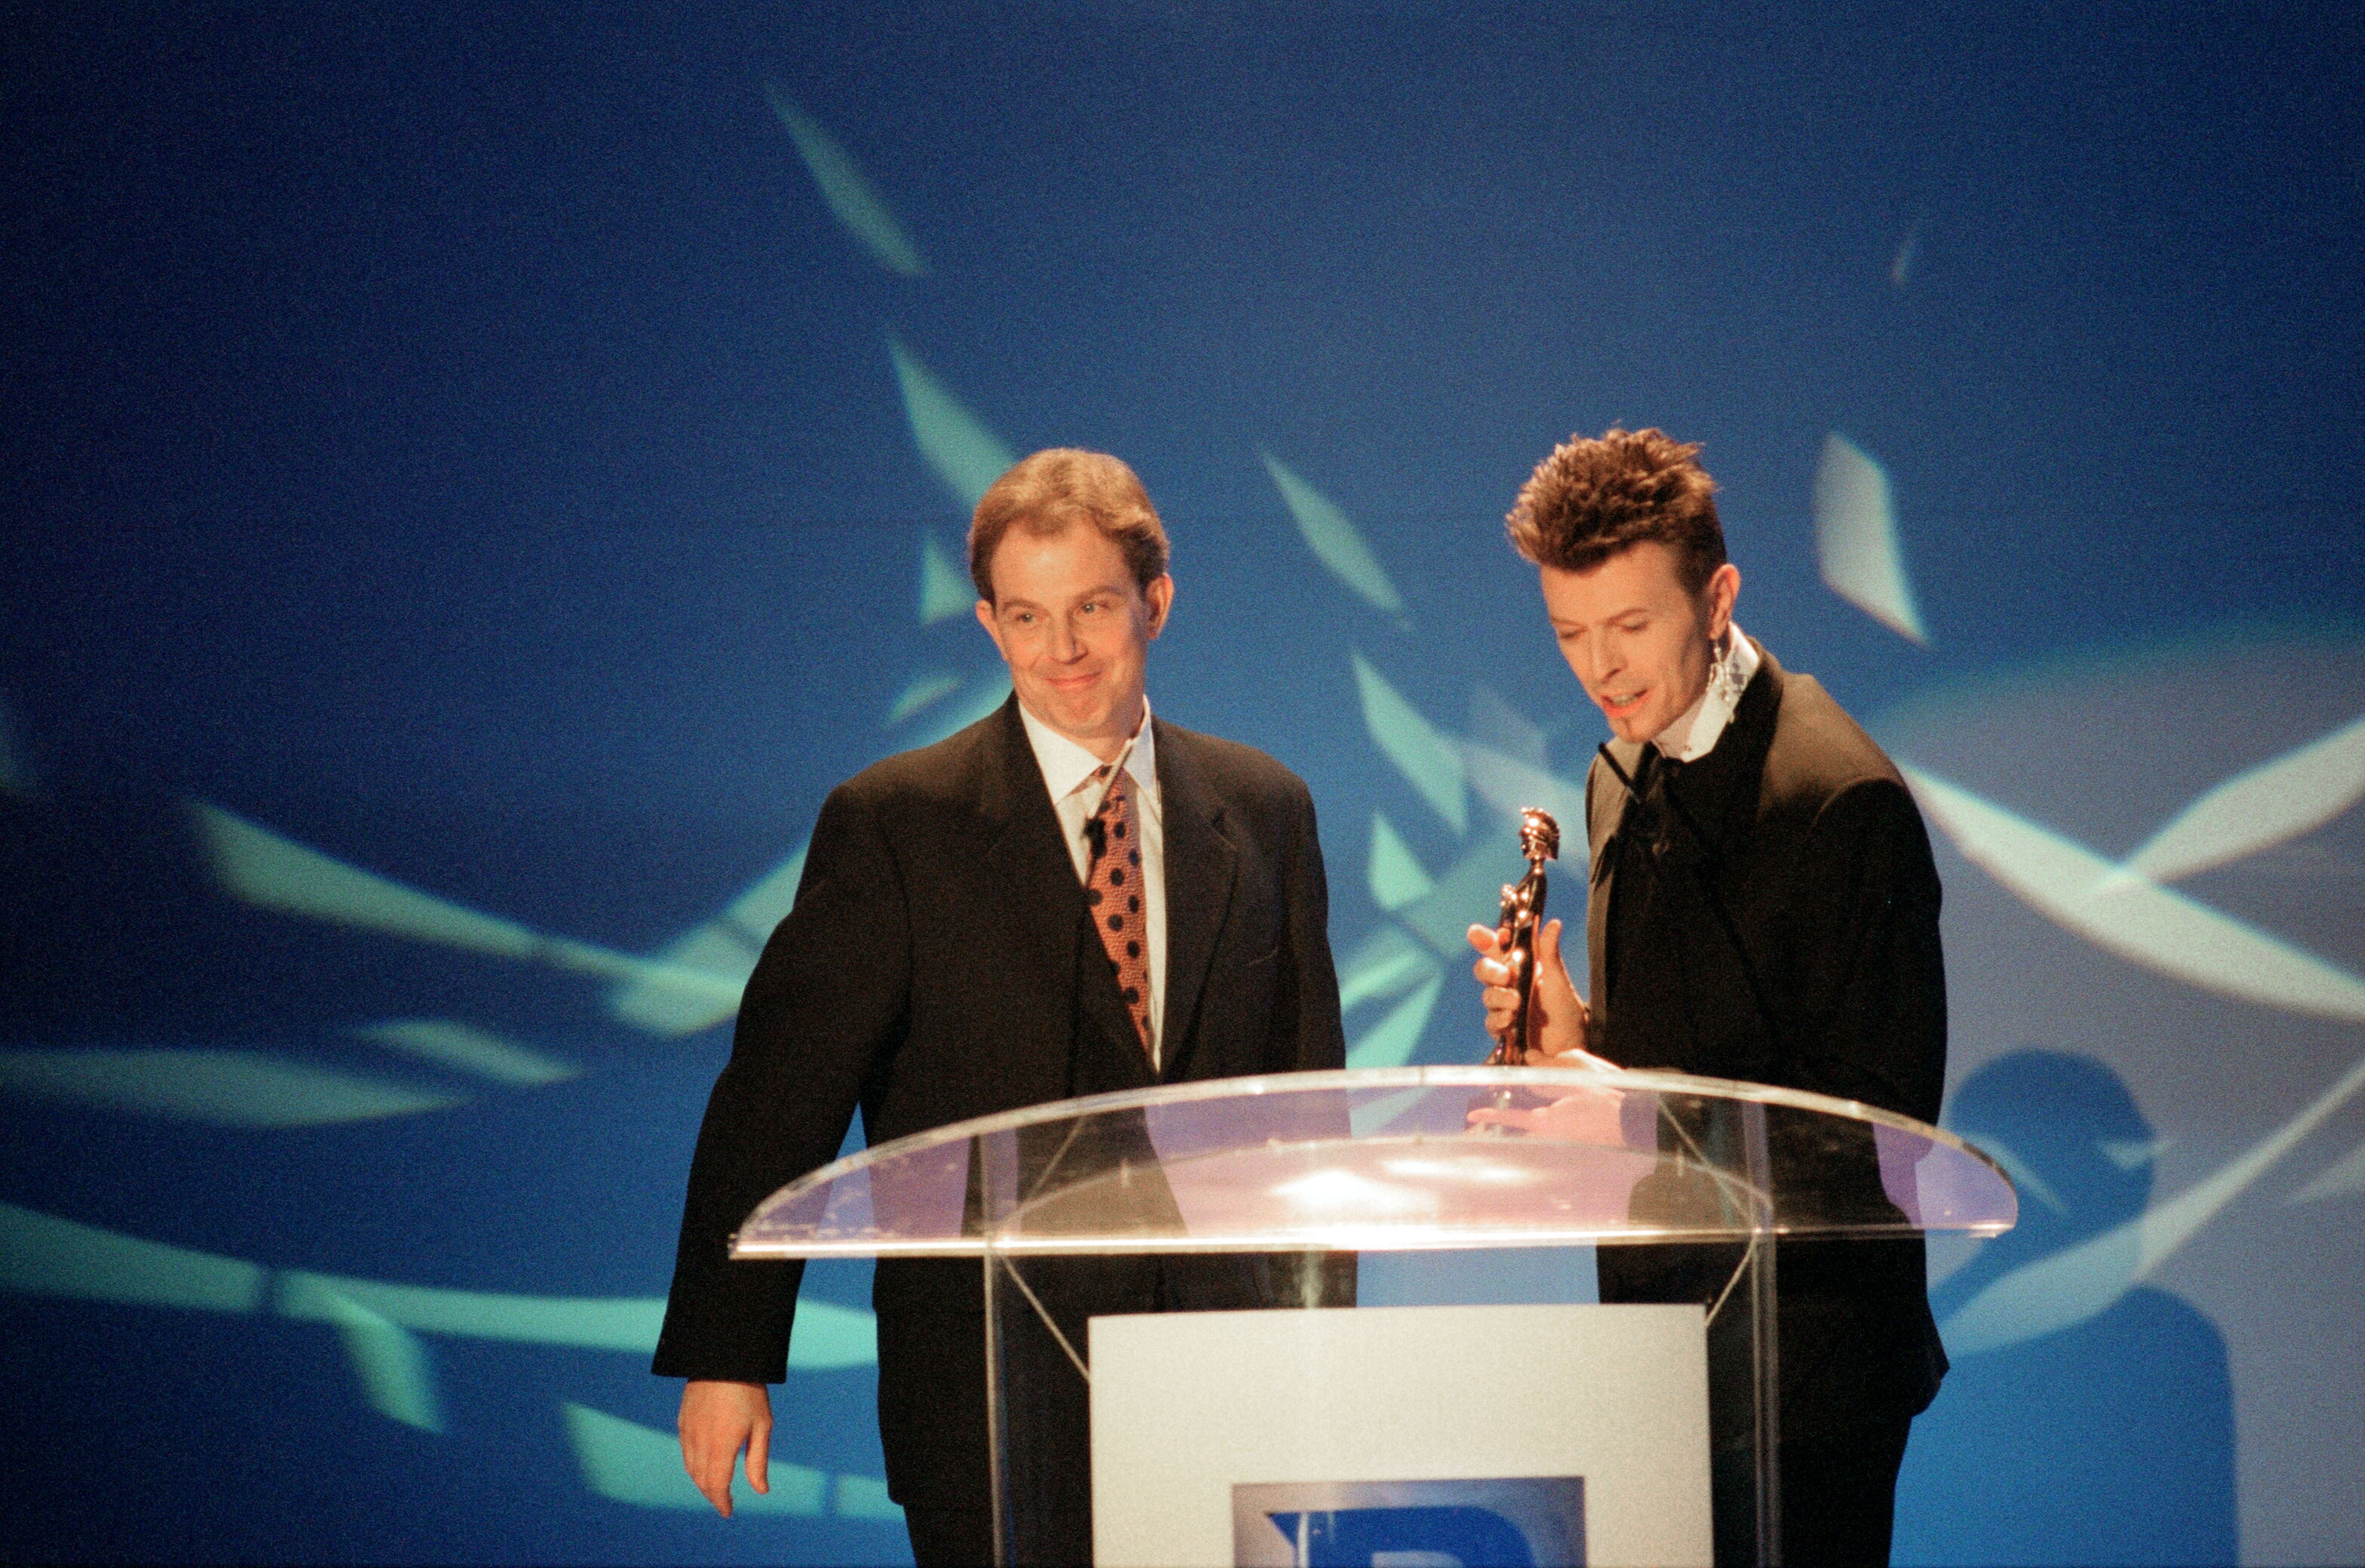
[1597,688,1647,719]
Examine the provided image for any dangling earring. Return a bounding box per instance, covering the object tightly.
[1705,631,1742,707]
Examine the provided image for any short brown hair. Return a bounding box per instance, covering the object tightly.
[1505,426,1726,593]
[968,449,1171,602]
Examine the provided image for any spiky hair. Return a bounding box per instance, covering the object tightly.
[1505,426,1725,592]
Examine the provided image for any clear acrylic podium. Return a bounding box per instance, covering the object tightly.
[735,1066,2015,1566]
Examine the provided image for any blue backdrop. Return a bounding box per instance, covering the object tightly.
[4,5,2361,1562]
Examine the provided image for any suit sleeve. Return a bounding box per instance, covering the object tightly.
[652,783,911,1383]
[1278,777,1347,1072]
[1275,776,1355,1306]
[1778,777,1947,1124]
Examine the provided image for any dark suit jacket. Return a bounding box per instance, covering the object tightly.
[653,695,1345,1506]
[1583,642,1949,1438]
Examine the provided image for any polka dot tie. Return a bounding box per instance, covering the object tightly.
[1085,763,1153,1061]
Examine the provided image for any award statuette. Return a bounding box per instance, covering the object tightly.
[1485,807,1561,1065]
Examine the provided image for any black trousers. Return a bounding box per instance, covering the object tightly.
[1712,1412,1915,1567]
[905,1505,994,1567]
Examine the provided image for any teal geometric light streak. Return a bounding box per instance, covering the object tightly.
[761,85,927,278]
[1350,653,1467,835]
[1262,452,1407,620]
[888,336,1015,511]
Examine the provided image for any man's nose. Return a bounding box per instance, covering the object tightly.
[1049,615,1085,659]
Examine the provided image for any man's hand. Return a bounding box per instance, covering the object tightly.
[1467,917,1595,1062]
[679,1379,772,1518]
[1465,1083,1628,1143]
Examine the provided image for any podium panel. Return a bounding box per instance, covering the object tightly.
[1092,1304,1711,1567]
[734,1066,2015,1566]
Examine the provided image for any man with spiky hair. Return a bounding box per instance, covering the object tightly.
[1470,427,1948,1565]
[655,449,1346,1566]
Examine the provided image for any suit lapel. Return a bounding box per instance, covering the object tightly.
[1686,645,1785,872]
[1586,738,1643,1007]
[1152,721,1239,1083]
[1583,643,1787,1013]
[976,699,1089,1093]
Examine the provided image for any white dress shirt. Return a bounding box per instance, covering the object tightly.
[1651,623,1762,763]
[1017,698,1168,1068]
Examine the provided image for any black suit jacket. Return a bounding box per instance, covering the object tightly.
[653,696,1344,1505]
[1583,643,1949,1438]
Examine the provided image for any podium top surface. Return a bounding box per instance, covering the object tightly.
[732,1066,2016,1259]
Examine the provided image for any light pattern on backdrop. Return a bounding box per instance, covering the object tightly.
[1812,433,1926,645]
[762,86,926,279]
[6,82,2361,1551]
[1893,729,2365,1354]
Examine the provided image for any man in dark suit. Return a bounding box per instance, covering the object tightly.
[655,449,1345,1564]
[1470,427,1947,1565]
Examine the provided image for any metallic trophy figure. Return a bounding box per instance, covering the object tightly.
[1485,807,1562,1066]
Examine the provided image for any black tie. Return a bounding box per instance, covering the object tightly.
[1631,743,1677,860]
[1630,742,1662,800]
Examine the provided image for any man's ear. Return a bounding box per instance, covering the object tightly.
[975,597,1007,660]
[1143,574,1175,638]
[1704,563,1741,640]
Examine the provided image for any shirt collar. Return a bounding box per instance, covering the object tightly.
[1651,625,1761,764]
[1017,696,1157,803]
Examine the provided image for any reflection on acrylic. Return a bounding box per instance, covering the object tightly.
[6,34,2355,1557]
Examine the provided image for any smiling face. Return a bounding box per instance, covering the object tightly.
[1540,540,1740,744]
[976,522,1173,758]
